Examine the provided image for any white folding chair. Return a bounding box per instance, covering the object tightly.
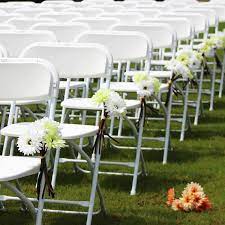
[0,57,59,225]
[36,12,82,23]
[31,22,89,42]
[7,18,56,30]
[92,5,124,13]
[126,9,161,18]
[75,31,155,194]
[71,17,120,31]
[0,23,15,30]
[111,24,190,142]
[63,7,104,17]
[76,30,173,165]
[0,30,56,57]
[140,18,192,44]
[14,8,54,17]
[0,30,57,151]
[99,12,144,25]
[0,13,24,23]
[21,43,111,225]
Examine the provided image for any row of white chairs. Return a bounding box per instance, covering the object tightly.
[0,1,224,224]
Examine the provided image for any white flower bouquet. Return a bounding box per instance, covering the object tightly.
[17,118,66,199]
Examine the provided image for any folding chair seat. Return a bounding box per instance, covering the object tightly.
[36,12,82,23]
[71,17,120,31]
[31,22,89,42]
[7,18,56,30]
[0,156,40,182]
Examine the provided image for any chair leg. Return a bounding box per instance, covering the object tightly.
[2,181,36,218]
[209,61,216,111]
[51,147,61,189]
[130,110,145,196]
[35,176,45,225]
[219,55,225,98]
[86,151,101,225]
[163,86,173,164]
[194,67,204,126]
[0,106,7,144]
[180,83,189,142]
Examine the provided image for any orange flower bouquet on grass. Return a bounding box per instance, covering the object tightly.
[167,182,212,212]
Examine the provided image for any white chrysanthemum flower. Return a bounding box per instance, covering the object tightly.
[176,48,202,70]
[198,38,216,56]
[105,91,126,117]
[17,124,44,155]
[166,59,193,79]
[133,73,161,97]
[17,118,65,155]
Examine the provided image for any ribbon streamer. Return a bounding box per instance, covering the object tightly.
[92,110,119,155]
[36,145,55,200]
[165,74,182,107]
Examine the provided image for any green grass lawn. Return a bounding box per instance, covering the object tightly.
[1,84,225,225]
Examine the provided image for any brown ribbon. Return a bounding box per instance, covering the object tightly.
[36,145,55,200]
[92,110,119,155]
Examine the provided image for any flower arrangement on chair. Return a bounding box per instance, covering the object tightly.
[165,48,203,106]
[92,89,126,154]
[17,118,66,199]
[133,72,161,128]
[167,182,212,212]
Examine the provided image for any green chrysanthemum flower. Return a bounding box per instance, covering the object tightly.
[133,72,149,84]
[92,89,110,105]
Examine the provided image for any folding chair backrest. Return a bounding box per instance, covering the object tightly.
[71,18,119,31]
[76,31,150,63]
[36,12,82,23]
[63,8,104,17]
[0,58,58,106]
[31,22,89,42]
[159,13,207,34]
[0,30,57,57]
[20,43,112,81]
[126,9,161,18]
[140,18,191,40]
[7,18,56,30]
[0,6,26,13]
[173,9,216,27]
[0,45,7,58]
[92,5,124,13]
[98,12,144,25]
[0,24,15,30]
[0,9,7,15]
[111,24,174,49]
[0,13,23,23]
[14,8,54,17]
[191,5,225,22]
